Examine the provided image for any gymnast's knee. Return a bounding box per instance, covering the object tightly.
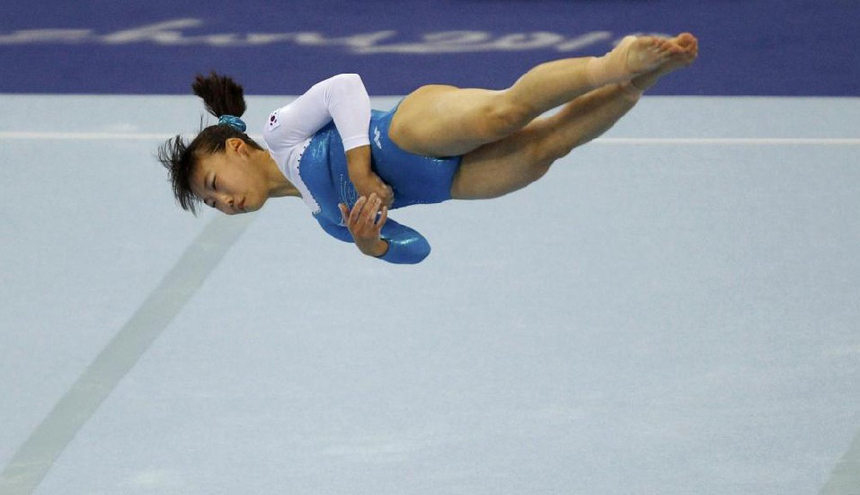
[529,160,553,183]
[478,98,534,140]
[536,134,579,164]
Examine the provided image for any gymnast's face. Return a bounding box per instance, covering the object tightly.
[190,138,268,215]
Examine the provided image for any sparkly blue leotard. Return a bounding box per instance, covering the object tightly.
[296,107,461,264]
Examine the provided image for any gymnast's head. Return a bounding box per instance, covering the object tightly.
[157,72,268,216]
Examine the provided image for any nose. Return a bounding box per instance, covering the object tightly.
[225,196,243,214]
[217,193,233,208]
[214,195,235,214]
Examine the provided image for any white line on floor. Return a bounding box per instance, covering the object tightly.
[0,214,256,495]
[0,131,858,145]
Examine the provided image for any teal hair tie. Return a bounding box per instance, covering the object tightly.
[218,115,246,133]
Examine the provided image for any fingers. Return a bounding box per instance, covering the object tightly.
[382,184,394,207]
[372,175,393,205]
[348,196,367,226]
[367,183,393,207]
[363,194,383,227]
[346,194,387,232]
[375,205,389,232]
[357,173,395,207]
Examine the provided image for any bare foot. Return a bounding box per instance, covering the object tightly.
[622,36,681,74]
[664,32,698,69]
[628,33,698,91]
[587,33,697,87]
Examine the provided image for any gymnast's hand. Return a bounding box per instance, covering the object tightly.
[346,146,394,207]
[351,171,394,208]
[339,193,390,258]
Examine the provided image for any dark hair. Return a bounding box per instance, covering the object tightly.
[157,72,263,215]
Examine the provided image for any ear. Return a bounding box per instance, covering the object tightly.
[226,137,247,156]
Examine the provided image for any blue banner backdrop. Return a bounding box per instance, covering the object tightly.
[2,0,858,95]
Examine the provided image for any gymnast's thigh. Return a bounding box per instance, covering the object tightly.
[387,84,510,158]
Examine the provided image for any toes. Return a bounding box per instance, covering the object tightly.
[664,33,697,57]
[677,33,695,46]
[675,33,698,54]
[650,38,672,54]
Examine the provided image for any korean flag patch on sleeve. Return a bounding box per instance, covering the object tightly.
[267,111,281,130]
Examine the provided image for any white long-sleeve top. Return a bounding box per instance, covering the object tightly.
[262,73,371,212]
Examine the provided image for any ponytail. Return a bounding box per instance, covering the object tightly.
[192,71,247,118]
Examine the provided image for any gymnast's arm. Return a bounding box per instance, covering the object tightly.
[376,219,431,264]
[325,197,431,264]
[316,216,431,264]
[263,73,370,151]
[262,73,392,205]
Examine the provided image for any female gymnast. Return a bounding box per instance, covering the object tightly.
[158,33,698,264]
